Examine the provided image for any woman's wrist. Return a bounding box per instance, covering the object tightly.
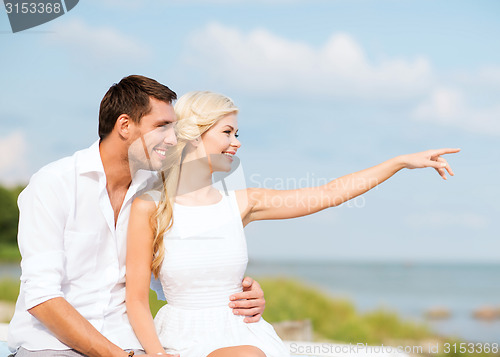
[391,155,408,170]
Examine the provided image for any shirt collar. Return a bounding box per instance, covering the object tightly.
[130,169,159,193]
[78,140,159,190]
[78,140,105,176]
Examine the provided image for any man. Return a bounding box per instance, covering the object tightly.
[8,75,266,357]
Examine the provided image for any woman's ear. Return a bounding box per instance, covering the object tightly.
[190,137,201,147]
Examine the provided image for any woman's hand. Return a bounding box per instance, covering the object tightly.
[399,148,460,180]
[228,277,265,323]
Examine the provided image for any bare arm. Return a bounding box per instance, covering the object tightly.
[243,148,460,223]
[29,298,128,357]
[126,197,170,355]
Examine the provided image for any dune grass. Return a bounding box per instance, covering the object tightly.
[0,279,20,303]
[258,278,432,344]
[0,244,21,263]
[258,278,498,357]
[149,289,167,316]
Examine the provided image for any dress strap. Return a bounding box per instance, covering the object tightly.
[223,190,244,228]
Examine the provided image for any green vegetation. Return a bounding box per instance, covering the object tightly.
[259,278,498,357]
[149,289,167,316]
[0,279,20,303]
[0,184,24,263]
[259,278,431,344]
[0,244,21,262]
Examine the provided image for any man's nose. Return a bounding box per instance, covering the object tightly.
[164,127,177,146]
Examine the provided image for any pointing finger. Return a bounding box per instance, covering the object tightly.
[432,148,461,156]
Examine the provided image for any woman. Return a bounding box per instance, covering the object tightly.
[125,91,459,357]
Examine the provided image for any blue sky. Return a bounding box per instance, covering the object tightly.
[1,0,499,263]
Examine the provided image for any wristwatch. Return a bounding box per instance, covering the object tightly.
[127,351,134,357]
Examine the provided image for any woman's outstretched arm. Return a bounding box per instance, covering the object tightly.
[241,148,460,224]
[126,197,174,356]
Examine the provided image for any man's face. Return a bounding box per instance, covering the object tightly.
[128,98,178,172]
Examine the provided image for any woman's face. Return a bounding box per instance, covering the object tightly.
[200,113,241,172]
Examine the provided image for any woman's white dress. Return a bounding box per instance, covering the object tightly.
[150,190,289,357]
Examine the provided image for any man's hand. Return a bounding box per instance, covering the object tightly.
[228,277,265,323]
[28,297,127,357]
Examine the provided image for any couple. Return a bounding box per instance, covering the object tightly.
[8,75,459,357]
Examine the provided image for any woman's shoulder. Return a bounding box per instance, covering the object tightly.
[132,190,161,213]
[139,190,162,203]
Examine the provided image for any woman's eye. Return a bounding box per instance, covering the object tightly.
[223,130,238,138]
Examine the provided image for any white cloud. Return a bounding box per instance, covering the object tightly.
[413,87,500,135]
[0,131,29,185]
[404,211,489,230]
[413,88,464,122]
[180,23,432,100]
[453,65,500,90]
[48,19,152,63]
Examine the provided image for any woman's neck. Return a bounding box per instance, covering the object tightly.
[176,156,218,204]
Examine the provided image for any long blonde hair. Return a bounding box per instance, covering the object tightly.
[150,91,239,278]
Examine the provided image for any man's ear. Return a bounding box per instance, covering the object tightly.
[115,114,132,139]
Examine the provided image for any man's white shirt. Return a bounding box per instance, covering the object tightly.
[8,141,158,353]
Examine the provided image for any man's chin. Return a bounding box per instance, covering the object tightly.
[212,164,231,173]
[156,158,181,172]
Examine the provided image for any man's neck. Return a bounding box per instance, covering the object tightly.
[99,139,133,193]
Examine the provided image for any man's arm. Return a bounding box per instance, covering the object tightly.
[29,298,129,357]
[17,171,129,357]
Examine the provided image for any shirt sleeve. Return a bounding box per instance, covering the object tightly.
[18,169,68,309]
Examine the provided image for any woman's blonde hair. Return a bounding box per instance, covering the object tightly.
[150,91,239,278]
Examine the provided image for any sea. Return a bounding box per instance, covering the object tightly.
[246,261,500,344]
[2,261,500,343]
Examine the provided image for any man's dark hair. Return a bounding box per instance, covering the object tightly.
[98,75,177,141]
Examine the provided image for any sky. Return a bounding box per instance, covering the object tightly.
[1,0,499,263]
